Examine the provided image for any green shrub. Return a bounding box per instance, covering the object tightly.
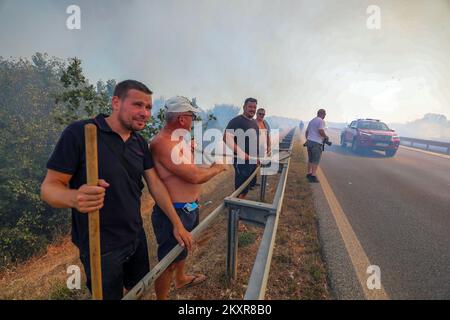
[0,54,72,268]
[238,231,256,248]
[48,281,90,300]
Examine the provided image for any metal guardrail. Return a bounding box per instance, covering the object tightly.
[225,128,295,300]
[122,128,296,300]
[244,147,292,299]
[400,137,450,154]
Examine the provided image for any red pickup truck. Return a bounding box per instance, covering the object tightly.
[340,119,400,157]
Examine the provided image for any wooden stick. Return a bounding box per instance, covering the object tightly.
[84,124,103,300]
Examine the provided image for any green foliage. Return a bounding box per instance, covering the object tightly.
[0,53,71,268]
[238,231,256,247]
[48,281,90,300]
[0,227,46,267]
[141,108,166,141]
[53,58,115,125]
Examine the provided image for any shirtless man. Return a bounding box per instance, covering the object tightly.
[150,96,227,300]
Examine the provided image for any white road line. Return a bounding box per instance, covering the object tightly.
[316,167,390,300]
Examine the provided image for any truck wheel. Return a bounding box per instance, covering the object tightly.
[340,135,346,148]
[351,139,359,153]
[385,150,397,157]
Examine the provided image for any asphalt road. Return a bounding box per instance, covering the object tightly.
[312,129,450,299]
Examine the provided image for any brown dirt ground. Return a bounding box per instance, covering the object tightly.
[0,128,330,300]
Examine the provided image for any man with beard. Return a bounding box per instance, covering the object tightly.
[224,97,260,199]
[40,80,192,299]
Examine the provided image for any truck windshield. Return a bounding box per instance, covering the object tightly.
[357,121,389,131]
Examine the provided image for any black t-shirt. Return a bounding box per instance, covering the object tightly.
[225,115,260,163]
[46,114,154,254]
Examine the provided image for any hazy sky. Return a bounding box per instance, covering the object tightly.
[1,0,449,123]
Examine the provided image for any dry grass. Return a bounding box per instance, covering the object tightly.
[265,131,330,299]
[0,236,87,300]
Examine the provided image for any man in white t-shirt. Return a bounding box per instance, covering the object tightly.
[305,109,328,183]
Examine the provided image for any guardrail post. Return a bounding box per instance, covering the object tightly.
[226,208,240,282]
[260,174,267,202]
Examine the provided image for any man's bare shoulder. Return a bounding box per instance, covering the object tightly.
[150,132,179,156]
[149,133,160,149]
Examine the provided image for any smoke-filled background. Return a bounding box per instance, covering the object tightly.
[0,0,449,139]
[2,0,450,290]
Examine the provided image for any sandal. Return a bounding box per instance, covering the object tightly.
[176,274,207,290]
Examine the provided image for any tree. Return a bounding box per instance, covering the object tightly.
[141,108,166,141]
[0,53,71,267]
[54,58,114,125]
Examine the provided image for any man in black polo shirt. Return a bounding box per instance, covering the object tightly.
[224,97,260,199]
[40,80,193,300]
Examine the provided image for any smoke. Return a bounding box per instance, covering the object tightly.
[392,114,450,142]
[0,0,449,123]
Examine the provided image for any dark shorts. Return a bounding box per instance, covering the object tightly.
[151,204,199,263]
[79,228,150,300]
[306,140,323,165]
[233,163,257,196]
